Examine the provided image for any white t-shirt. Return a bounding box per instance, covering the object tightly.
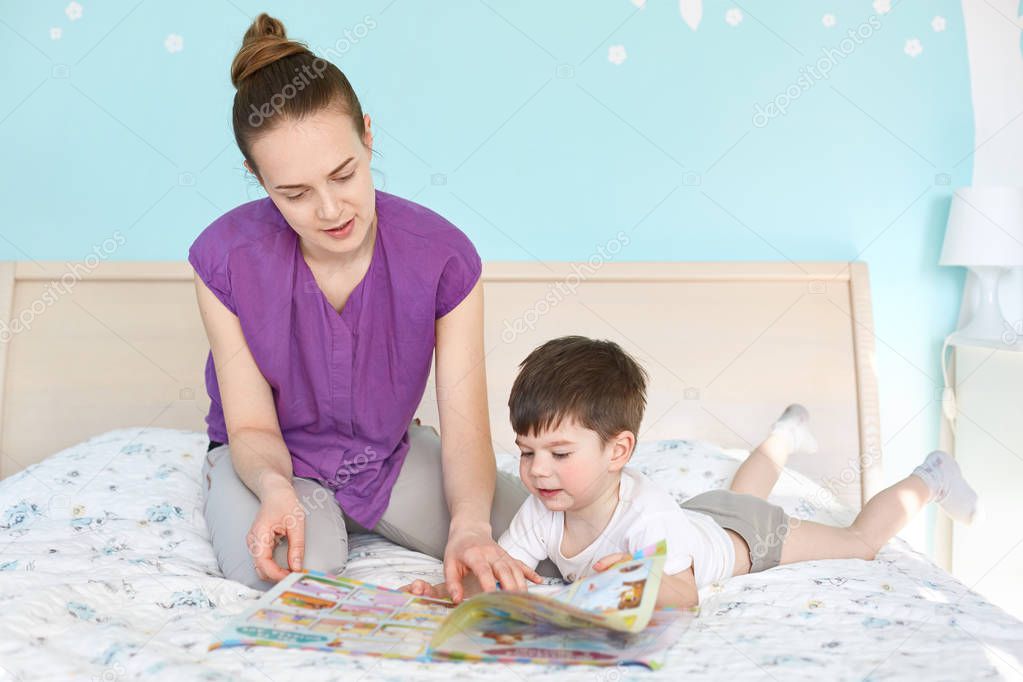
[497,467,735,588]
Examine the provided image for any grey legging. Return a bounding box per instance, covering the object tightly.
[201,421,559,590]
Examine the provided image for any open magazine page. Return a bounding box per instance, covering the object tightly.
[426,540,697,668]
[210,572,456,660]
[209,540,693,667]
[426,608,693,669]
[431,539,668,642]
[554,540,667,631]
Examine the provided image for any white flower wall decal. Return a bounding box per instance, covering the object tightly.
[932,16,947,32]
[872,0,891,15]
[904,38,923,57]
[608,44,627,65]
[725,8,743,27]
[822,13,837,28]
[680,0,702,30]
[164,34,184,54]
[49,27,62,40]
[65,1,83,21]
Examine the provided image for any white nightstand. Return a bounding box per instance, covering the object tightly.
[940,334,1023,620]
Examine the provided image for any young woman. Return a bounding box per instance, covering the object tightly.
[191,13,548,602]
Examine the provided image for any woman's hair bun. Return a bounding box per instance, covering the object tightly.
[229,12,366,171]
[230,13,312,88]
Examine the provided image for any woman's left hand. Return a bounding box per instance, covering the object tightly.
[443,522,541,603]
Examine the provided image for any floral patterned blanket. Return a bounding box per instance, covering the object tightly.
[0,428,1020,681]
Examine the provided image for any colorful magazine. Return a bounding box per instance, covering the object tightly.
[209,541,694,669]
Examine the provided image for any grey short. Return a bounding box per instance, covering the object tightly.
[681,489,790,574]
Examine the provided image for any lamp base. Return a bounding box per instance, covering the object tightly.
[957,266,1011,342]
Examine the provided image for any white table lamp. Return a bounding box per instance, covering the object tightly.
[940,187,1023,343]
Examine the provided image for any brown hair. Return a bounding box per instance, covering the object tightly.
[509,336,648,443]
[230,13,366,177]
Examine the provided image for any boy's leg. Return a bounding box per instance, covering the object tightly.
[779,450,980,564]
[779,474,930,563]
[730,404,817,499]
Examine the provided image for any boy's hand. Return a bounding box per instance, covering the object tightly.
[398,579,449,600]
[593,552,632,572]
[656,568,700,609]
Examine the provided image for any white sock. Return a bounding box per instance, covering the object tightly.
[912,450,982,525]
[770,404,818,456]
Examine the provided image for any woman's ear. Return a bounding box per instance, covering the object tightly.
[363,113,374,152]
[607,430,636,472]
[243,160,264,189]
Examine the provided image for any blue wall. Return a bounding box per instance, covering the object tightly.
[0,1,973,549]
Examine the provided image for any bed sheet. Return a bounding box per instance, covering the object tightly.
[0,428,1021,681]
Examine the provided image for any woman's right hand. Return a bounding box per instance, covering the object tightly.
[246,476,306,582]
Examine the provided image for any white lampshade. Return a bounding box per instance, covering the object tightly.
[940,186,1023,267]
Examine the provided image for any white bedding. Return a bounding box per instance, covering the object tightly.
[0,428,1021,681]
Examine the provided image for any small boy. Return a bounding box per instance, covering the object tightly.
[403,336,980,608]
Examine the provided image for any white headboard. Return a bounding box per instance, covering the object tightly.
[0,261,881,510]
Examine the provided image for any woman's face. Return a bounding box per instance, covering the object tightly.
[246,108,376,260]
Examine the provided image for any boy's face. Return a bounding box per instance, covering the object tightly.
[514,418,631,513]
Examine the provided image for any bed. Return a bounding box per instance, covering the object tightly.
[0,260,1020,680]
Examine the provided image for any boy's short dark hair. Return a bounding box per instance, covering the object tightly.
[509,336,649,442]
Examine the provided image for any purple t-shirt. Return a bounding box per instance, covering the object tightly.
[188,190,482,528]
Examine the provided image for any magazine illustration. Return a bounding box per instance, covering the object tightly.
[209,540,693,668]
